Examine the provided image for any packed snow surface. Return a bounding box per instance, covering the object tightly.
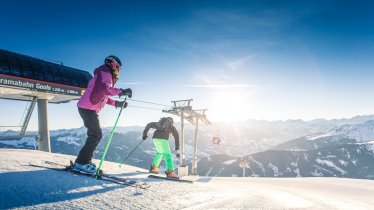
[1,149,374,209]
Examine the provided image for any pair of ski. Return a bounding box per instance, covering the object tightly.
[135,170,194,183]
[52,161,194,184]
[29,161,150,189]
[148,174,194,183]
[30,161,193,188]
[146,173,194,184]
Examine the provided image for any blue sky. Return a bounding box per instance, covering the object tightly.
[1,0,374,130]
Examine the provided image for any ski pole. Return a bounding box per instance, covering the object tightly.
[96,97,127,178]
[118,139,144,167]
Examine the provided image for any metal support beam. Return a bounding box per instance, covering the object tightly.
[20,97,37,136]
[163,99,193,177]
[191,116,199,175]
[37,99,50,152]
[178,110,189,177]
[0,97,38,140]
[239,158,250,177]
[180,109,186,167]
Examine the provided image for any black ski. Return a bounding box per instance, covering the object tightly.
[101,173,149,188]
[148,174,194,183]
[30,161,149,189]
[136,170,160,174]
[46,161,150,189]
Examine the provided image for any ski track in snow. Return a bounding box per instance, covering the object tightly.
[1,149,374,210]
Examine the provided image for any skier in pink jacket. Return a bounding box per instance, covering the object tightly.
[74,55,132,174]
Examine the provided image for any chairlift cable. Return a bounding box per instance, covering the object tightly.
[127,98,172,107]
[113,97,172,108]
[127,105,165,111]
[114,96,223,144]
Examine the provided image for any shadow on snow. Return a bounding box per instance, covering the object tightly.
[0,169,121,209]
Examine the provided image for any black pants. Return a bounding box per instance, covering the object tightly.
[75,108,103,165]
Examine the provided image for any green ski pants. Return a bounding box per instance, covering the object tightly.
[152,138,174,170]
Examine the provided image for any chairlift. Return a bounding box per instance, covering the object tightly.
[211,128,221,145]
[212,136,221,145]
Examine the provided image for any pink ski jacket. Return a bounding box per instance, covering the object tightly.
[77,64,122,113]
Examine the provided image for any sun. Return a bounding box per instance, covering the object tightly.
[206,89,253,122]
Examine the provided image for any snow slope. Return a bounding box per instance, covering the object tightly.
[1,149,374,209]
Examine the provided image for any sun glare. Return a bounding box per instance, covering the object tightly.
[207,89,253,122]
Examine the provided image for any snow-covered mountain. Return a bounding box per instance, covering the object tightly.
[311,120,374,143]
[273,120,374,151]
[2,115,374,154]
[197,142,374,179]
[0,130,38,149]
[183,115,374,156]
[1,116,374,179]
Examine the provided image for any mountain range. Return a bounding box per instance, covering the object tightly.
[1,115,373,179]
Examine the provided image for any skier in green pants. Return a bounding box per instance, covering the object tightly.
[142,117,180,178]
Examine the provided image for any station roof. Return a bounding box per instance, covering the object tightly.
[0,49,92,103]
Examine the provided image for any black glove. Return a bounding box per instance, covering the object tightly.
[176,149,180,158]
[119,88,132,98]
[142,135,148,141]
[115,100,128,108]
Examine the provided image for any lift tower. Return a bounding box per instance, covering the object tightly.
[163,99,211,176]
[184,109,211,175]
[163,99,193,177]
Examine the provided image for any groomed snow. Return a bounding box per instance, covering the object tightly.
[1,149,374,209]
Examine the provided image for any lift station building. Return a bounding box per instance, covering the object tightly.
[0,49,92,152]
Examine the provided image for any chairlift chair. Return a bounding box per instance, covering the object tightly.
[212,136,221,145]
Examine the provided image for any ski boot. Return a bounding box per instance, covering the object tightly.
[73,162,97,175]
[165,170,179,179]
[149,165,159,174]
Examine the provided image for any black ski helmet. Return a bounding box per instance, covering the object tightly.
[105,55,122,67]
[158,117,174,130]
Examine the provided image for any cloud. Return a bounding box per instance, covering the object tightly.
[224,54,255,71]
[137,8,289,57]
